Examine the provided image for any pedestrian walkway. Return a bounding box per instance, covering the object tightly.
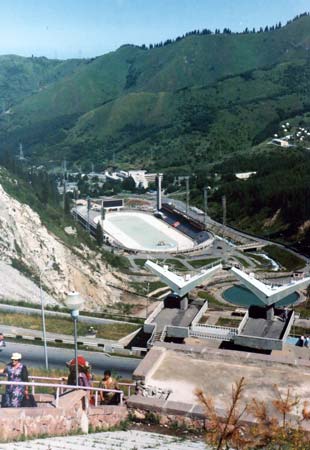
[0,430,207,449]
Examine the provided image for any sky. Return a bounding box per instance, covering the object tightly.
[0,0,309,59]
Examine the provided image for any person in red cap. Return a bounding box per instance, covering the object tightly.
[66,356,91,388]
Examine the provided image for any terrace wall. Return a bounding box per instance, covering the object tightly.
[0,391,127,442]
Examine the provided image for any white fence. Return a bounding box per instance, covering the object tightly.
[190,323,238,341]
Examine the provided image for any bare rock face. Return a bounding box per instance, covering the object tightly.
[0,184,121,310]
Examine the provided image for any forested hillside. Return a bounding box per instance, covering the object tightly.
[0,13,310,251]
[0,14,309,170]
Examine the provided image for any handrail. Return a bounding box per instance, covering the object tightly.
[0,380,124,407]
[29,376,136,398]
[192,323,238,333]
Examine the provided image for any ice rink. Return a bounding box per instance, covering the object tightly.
[97,211,194,252]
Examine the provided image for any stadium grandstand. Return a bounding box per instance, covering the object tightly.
[160,203,209,244]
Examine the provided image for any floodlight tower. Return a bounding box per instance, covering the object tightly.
[63,159,67,212]
[18,142,25,161]
[222,195,227,227]
[156,173,163,210]
[185,176,190,215]
[87,196,91,234]
[204,186,208,228]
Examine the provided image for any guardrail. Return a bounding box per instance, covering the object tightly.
[0,380,126,407]
[29,376,136,398]
[190,324,238,341]
[146,325,159,348]
[192,323,238,333]
[189,330,234,341]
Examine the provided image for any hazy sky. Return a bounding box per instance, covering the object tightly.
[0,0,309,59]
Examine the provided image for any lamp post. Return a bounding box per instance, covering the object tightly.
[146,282,150,319]
[39,261,53,370]
[64,292,84,386]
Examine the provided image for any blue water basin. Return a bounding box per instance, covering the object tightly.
[223,284,299,307]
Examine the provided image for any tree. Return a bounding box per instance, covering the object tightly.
[64,192,71,216]
[96,222,104,247]
[122,176,136,192]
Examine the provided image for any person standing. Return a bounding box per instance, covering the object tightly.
[66,356,91,388]
[0,352,29,407]
[0,333,5,347]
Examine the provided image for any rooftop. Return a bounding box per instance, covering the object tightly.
[153,299,202,332]
[240,316,285,339]
[135,344,310,412]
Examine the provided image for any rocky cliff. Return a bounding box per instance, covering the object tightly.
[0,183,121,311]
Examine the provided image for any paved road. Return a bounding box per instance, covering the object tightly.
[0,342,140,378]
[0,303,138,326]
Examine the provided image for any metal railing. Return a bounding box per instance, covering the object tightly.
[0,380,124,407]
[0,377,136,408]
[29,376,136,399]
[192,323,238,333]
[190,323,238,341]
[189,330,233,341]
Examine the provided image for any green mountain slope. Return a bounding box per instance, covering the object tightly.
[0,55,86,107]
[0,14,310,251]
[0,14,309,171]
[0,16,310,166]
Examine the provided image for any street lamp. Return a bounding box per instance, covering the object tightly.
[146,282,150,319]
[64,291,84,386]
[39,261,53,370]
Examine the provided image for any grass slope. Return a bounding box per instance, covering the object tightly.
[0,16,309,169]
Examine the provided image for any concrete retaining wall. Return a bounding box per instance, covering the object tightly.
[0,390,128,442]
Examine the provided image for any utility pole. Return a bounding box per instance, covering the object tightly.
[18,142,25,161]
[101,201,105,222]
[87,196,91,234]
[146,282,150,319]
[156,174,163,210]
[204,186,208,228]
[222,195,227,227]
[185,176,190,215]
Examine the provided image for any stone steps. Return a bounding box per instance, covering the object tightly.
[0,430,206,449]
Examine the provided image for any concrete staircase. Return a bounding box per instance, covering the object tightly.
[0,430,206,449]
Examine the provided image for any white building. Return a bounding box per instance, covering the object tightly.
[128,170,156,189]
[271,138,290,148]
[235,172,257,180]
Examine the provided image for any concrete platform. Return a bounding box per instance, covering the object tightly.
[133,343,310,414]
[154,300,202,332]
[240,316,285,339]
